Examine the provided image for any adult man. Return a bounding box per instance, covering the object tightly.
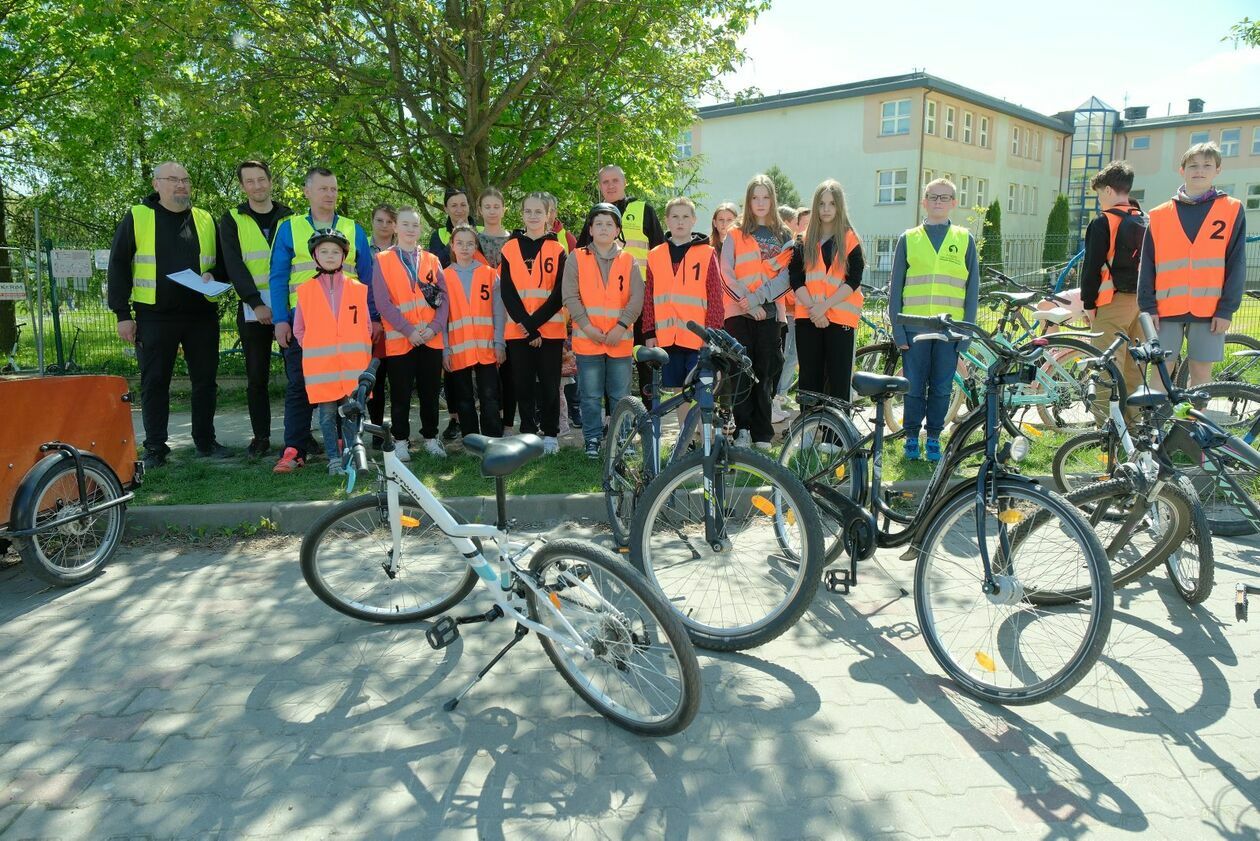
[219,159,292,458]
[576,165,666,404]
[108,161,229,470]
[269,166,379,473]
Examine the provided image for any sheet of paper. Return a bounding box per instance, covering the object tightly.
[167,269,231,297]
[243,303,258,322]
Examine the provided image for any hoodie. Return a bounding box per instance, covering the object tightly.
[1137,189,1247,321]
[640,232,725,340]
[498,230,567,342]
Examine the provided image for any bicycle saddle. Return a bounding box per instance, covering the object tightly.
[633,345,670,367]
[462,433,545,477]
[851,371,910,398]
[1125,385,1170,411]
[989,291,1039,307]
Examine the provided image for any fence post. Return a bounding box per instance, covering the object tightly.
[43,238,66,371]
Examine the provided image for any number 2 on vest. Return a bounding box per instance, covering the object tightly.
[1210,219,1226,240]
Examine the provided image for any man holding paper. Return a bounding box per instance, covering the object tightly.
[108,160,230,470]
[219,159,292,459]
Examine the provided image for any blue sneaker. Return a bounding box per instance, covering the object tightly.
[925,437,942,462]
[904,436,920,460]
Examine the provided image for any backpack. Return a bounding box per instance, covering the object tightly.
[1102,207,1147,288]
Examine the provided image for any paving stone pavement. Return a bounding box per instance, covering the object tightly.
[1,524,1258,839]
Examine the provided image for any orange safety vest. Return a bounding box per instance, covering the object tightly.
[444,263,498,370]
[501,237,566,341]
[725,228,791,320]
[1095,205,1143,307]
[297,276,372,404]
[378,248,444,356]
[793,231,863,327]
[1148,197,1240,319]
[572,247,634,358]
[647,241,712,350]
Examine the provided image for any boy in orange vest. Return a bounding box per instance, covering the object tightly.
[1138,142,1246,386]
[291,228,372,475]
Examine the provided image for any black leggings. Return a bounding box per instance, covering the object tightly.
[508,338,563,437]
[447,363,503,437]
[385,345,443,441]
[793,319,855,400]
[724,315,782,444]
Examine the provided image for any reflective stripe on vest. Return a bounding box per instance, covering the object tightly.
[501,237,566,341]
[572,248,634,358]
[228,208,281,294]
[647,241,712,350]
[288,215,360,308]
[620,200,650,261]
[379,248,444,356]
[298,278,372,404]
[900,225,970,321]
[129,205,217,305]
[1149,197,1239,319]
[443,264,498,370]
[793,230,864,328]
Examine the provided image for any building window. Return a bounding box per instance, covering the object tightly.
[979,116,989,148]
[881,99,911,136]
[945,106,956,140]
[1020,185,1028,214]
[960,176,970,207]
[1246,184,1260,212]
[1130,188,1145,202]
[1131,135,1150,150]
[874,238,896,272]
[1030,186,1038,213]
[1253,127,1260,155]
[1221,128,1240,157]
[675,130,693,158]
[1011,126,1021,155]
[877,169,908,204]
[976,178,987,207]
[1190,130,1210,146]
[922,169,934,188]
[1033,131,1041,161]
[925,100,937,135]
[1008,183,1017,212]
[963,111,973,144]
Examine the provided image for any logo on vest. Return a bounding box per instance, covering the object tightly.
[948,244,958,253]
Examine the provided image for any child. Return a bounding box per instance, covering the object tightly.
[642,197,724,431]
[789,180,865,405]
[794,208,811,236]
[1138,142,1246,387]
[1081,161,1146,420]
[720,174,793,450]
[501,192,567,454]
[372,207,449,459]
[443,224,504,437]
[292,228,372,475]
[773,205,801,423]
[889,177,979,462]
[477,186,516,431]
[562,203,644,458]
[709,202,739,257]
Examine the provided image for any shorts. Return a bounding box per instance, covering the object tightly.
[1156,319,1226,363]
[660,347,699,389]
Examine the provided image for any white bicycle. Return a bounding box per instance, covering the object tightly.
[299,361,701,736]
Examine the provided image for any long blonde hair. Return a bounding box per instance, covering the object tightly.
[736,174,792,243]
[803,180,854,271]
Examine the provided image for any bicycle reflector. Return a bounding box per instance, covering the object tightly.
[997,508,1025,525]
[835,464,847,480]
[974,651,997,672]
[750,495,776,516]
[400,515,421,528]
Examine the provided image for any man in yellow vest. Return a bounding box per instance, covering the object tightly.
[219,159,292,459]
[269,166,379,473]
[108,160,229,470]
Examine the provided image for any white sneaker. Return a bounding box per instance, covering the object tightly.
[395,440,411,462]
[753,441,772,452]
[543,436,559,455]
[734,429,752,448]
[327,461,345,476]
[770,396,790,424]
[424,438,447,458]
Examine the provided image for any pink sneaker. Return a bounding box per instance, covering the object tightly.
[272,446,304,473]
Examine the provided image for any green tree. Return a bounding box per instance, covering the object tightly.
[1227,17,1259,46]
[1042,194,1071,266]
[763,164,801,209]
[980,200,1003,270]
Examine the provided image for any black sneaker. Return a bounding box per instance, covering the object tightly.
[302,437,324,461]
[195,442,232,459]
[584,438,601,459]
[246,438,271,459]
[142,449,168,470]
[442,419,462,442]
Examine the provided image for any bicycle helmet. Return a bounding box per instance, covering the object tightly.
[586,202,623,229]
[307,227,350,255]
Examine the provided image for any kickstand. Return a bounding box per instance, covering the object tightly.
[443,623,531,712]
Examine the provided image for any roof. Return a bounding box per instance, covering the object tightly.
[697,72,1073,133]
[1118,106,1260,131]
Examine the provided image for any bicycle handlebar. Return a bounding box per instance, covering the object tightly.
[340,359,381,472]
[899,313,1044,367]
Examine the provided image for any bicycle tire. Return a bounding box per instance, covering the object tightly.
[914,478,1112,705]
[1174,332,1260,388]
[1163,477,1215,604]
[854,342,903,433]
[1025,336,1123,432]
[14,454,124,587]
[526,539,701,736]
[300,493,479,623]
[629,446,825,651]
[778,406,864,564]
[1051,429,1120,495]
[1193,381,1260,436]
[603,396,650,547]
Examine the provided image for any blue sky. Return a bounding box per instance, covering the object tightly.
[717,0,1260,116]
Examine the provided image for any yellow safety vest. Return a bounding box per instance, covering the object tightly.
[288,215,359,308]
[621,200,649,261]
[228,208,282,295]
[437,224,484,246]
[129,204,216,305]
[901,225,970,321]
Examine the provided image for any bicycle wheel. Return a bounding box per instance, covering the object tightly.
[603,396,650,547]
[526,539,701,736]
[1028,336,1122,432]
[1051,429,1120,495]
[854,342,902,433]
[300,493,479,623]
[1175,333,1260,387]
[1194,381,1260,436]
[778,407,863,564]
[1163,477,1214,604]
[914,479,1112,705]
[14,454,125,587]
[629,447,825,651]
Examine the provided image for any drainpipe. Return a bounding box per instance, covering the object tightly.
[916,87,930,229]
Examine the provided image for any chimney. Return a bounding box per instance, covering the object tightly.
[1123,105,1148,120]
[1188,98,1205,114]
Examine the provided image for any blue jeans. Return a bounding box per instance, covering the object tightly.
[576,354,632,443]
[318,401,351,463]
[282,342,316,456]
[901,332,958,438]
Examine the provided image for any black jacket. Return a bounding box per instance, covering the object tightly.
[218,201,293,310]
[498,230,567,342]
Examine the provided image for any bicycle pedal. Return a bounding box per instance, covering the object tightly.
[426,616,460,649]
[823,569,851,595]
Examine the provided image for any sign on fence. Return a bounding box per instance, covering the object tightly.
[0,282,25,301]
[94,250,111,270]
[51,249,93,278]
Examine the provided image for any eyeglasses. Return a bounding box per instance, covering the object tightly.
[157,177,192,186]
[926,194,955,202]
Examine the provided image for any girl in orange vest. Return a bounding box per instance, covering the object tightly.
[643,196,724,431]
[788,179,865,401]
[371,207,449,459]
[501,192,568,454]
[719,175,794,450]
[561,203,644,458]
[443,224,504,437]
[291,228,372,475]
